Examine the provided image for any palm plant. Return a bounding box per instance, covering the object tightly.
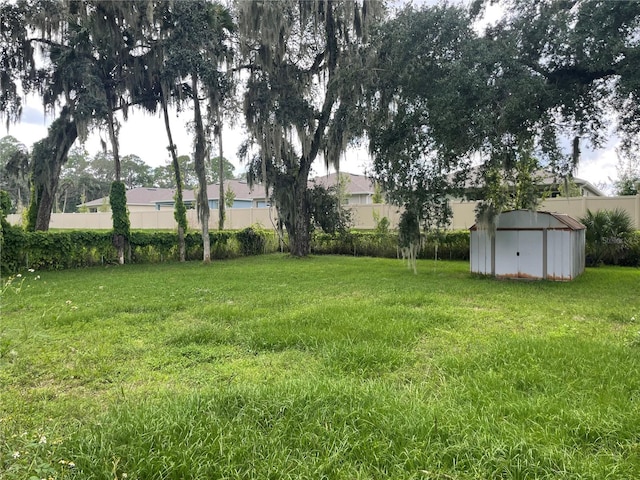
[580,208,635,265]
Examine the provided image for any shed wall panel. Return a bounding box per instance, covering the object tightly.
[518,230,544,279]
[547,230,571,280]
[495,231,517,276]
[470,230,492,275]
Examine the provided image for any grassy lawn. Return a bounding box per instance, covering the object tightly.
[1,255,639,479]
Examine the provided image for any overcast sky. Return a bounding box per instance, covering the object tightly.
[3,0,619,192]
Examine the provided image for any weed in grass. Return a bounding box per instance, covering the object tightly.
[609,312,639,324]
[0,425,74,480]
[626,330,640,348]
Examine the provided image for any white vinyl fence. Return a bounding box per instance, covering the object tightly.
[7,195,640,231]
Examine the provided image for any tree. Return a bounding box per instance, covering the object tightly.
[158,0,234,262]
[470,0,640,164]
[366,1,640,257]
[364,5,482,261]
[238,0,381,257]
[25,109,78,230]
[0,0,157,237]
[614,150,640,196]
[0,136,29,213]
[120,155,154,190]
[308,182,352,235]
[207,157,236,183]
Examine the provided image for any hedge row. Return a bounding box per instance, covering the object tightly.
[0,227,278,274]
[311,230,640,266]
[587,230,640,267]
[3,227,638,274]
[311,230,471,260]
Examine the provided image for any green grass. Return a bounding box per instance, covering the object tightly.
[1,255,639,479]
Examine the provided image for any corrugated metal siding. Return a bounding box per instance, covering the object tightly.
[469,210,585,281]
[470,230,492,275]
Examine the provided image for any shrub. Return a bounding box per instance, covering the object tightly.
[311,230,470,260]
[619,231,640,267]
[0,229,277,274]
[236,227,267,256]
[580,209,635,266]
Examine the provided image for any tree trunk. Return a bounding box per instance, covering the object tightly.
[33,113,77,231]
[107,106,126,265]
[35,185,55,231]
[192,74,211,263]
[161,86,186,261]
[289,164,312,257]
[178,225,185,262]
[217,107,225,231]
[62,188,68,213]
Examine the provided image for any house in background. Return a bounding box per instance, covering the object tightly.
[79,173,379,212]
[536,171,604,197]
[81,187,175,212]
[461,166,606,199]
[311,172,377,205]
[154,180,265,210]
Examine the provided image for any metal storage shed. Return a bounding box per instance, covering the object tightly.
[470,210,586,281]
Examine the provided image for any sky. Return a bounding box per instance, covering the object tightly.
[2,0,621,193]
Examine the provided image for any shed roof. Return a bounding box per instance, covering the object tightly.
[470,210,586,231]
[545,212,586,230]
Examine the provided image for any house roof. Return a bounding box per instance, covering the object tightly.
[82,187,176,207]
[180,179,264,202]
[310,172,375,195]
[81,173,375,208]
[460,166,605,197]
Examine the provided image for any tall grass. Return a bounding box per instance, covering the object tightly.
[1,256,639,479]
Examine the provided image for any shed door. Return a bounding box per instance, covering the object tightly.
[495,230,543,278]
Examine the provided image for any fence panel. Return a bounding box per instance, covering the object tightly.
[6,195,640,230]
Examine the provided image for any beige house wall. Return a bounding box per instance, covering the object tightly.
[7,195,640,230]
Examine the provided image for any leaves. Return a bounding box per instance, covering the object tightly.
[238,0,380,256]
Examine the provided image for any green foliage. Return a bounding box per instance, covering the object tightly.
[109,181,130,238]
[0,136,30,211]
[0,229,280,274]
[620,231,640,267]
[614,150,640,196]
[308,183,352,235]
[224,185,236,208]
[235,227,267,256]
[239,0,380,256]
[372,182,385,204]
[24,180,37,232]
[0,189,11,251]
[211,156,236,185]
[0,190,11,227]
[580,209,636,266]
[616,178,640,196]
[398,208,424,273]
[372,212,390,235]
[312,230,470,261]
[558,178,583,198]
[174,191,188,232]
[313,231,398,258]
